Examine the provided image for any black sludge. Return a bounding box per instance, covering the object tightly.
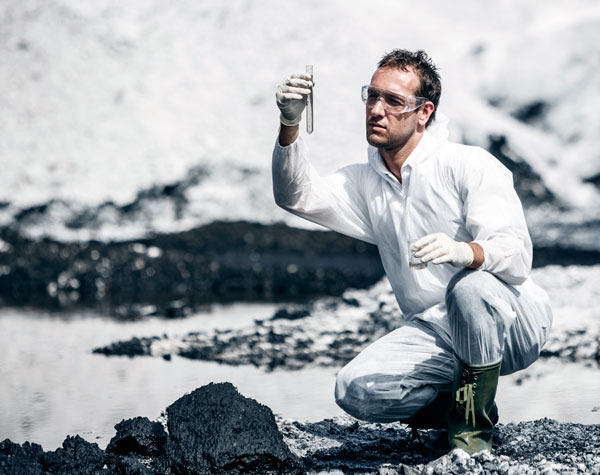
[166,382,302,474]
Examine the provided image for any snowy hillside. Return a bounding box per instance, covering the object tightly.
[1,0,599,242]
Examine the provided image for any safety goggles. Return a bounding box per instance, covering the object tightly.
[361,85,429,114]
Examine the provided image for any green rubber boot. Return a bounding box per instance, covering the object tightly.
[448,359,502,454]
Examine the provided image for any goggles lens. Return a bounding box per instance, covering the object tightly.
[361,85,428,114]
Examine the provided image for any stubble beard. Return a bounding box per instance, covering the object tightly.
[366,127,414,153]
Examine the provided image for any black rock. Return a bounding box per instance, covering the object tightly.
[0,439,44,475]
[2,397,600,474]
[106,417,167,456]
[41,435,105,474]
[105,453,170,475]
[92,336,157,357]
[105,454,155,475]
[270,306,311,321]
[166,382,302,474]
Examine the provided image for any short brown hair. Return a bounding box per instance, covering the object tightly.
[378,49,441,127]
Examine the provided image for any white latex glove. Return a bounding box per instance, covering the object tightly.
[413,233,474,267]
[276,73,313,126]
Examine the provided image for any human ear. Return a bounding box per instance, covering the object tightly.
[418,102,435,127]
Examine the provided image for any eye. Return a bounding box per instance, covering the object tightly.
[387,95,406,107]
[367,90,380,100]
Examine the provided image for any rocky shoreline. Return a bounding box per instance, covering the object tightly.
[3,223,600,474]
[1,382,598,474]
[93,267,600,372]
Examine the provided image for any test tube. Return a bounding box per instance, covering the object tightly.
[305,65,314,134]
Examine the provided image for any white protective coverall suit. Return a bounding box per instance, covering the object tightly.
[272,116,553,423]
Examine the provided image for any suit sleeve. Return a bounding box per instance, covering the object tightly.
[272,137,376,244]
[460,148,533,285]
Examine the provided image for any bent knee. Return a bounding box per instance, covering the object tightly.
[335,375,393,422]
[334,370,432,423]
[334,366,367,418]
[445,270,500,316]
[446,269,492,304]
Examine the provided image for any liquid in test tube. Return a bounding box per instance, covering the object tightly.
[306,65,314,134]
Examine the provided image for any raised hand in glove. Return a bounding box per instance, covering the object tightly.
[276,73,313,126]
[413,233,475,267]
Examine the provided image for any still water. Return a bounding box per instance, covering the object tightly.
[1,307,599,451]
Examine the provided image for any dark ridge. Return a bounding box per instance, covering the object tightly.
[11,163,211,232]
[532,246,600,267]
[12,201,52,222]
[487,134,558,207]
[0,221,384,318]
[511,100,548,124]
[116,164,208,222]
[486,97,549,126]
[584,171,600,189]
[2,220,599,319]
[64,200,122,230]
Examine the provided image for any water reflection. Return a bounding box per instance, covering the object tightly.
[0,307,598,451]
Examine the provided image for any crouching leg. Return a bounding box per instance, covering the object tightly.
[333,320,455,427]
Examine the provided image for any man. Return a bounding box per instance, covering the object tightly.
[272,49,552,454]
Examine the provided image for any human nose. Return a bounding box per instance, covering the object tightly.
[370,96,386,115]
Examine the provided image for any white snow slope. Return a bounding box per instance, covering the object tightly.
[1,0,599,241]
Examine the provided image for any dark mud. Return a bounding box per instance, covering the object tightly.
[281,416,600,474]
[0,221,383,317]
[2,221,600,320]
[2,382,598,474]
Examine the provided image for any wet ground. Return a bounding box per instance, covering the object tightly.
[1,224,600,473]
[2,382,599,474]
[2,303,598,455]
